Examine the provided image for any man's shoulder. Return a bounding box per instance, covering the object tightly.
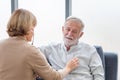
[79,42,95,50]
[40,42,63,49]
[50,42,62,46]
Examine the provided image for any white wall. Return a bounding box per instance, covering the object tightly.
[18,0,65,46]
[0,0,11,39]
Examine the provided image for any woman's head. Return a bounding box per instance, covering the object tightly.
[7,9,37,38]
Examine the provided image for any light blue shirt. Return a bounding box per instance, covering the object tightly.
[39,42,104,80]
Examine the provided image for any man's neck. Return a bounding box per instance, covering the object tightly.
[65,43,78,51]
[65,45,71,51]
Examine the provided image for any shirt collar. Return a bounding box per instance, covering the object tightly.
[61,41,83,51]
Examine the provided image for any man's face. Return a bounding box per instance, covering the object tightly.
[62,20,83,47]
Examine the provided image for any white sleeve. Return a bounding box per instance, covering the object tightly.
[89,51,105,80]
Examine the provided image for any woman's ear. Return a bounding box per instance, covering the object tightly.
[25,28,34,41]
[27,28,34,35]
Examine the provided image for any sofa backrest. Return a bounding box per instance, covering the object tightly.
[104,52,118,80]
[94,46,118,80]
[94,46,105,69]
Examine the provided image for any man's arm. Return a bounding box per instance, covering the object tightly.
[89,50,105,80]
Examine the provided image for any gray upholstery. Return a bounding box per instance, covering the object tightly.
[95,46,118,80]
[104,52,118,80]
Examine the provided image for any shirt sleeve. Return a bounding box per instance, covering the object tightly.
[89,48,105,80]
[38,45,51,58]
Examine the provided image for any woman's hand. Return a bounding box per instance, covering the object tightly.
[65,57,79,73]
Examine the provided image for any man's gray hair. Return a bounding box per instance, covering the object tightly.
[65,16,84,30]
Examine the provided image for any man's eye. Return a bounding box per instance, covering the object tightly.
[65,28,70,31]
[72,31,77,33]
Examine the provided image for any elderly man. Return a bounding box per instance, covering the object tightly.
[39,16,104,80]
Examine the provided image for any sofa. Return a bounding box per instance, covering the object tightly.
[36,46,118,80]
[95,46,118,80]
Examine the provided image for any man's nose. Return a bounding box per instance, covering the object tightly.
[67,31,72,36]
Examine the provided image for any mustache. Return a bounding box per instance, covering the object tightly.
[65,36,74,40]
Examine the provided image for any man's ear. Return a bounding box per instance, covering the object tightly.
[79,32,84,38]
[62,26,64,32]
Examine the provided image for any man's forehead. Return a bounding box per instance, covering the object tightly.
[65,20,81,28]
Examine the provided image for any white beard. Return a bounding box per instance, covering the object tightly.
[63,37,79,47]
